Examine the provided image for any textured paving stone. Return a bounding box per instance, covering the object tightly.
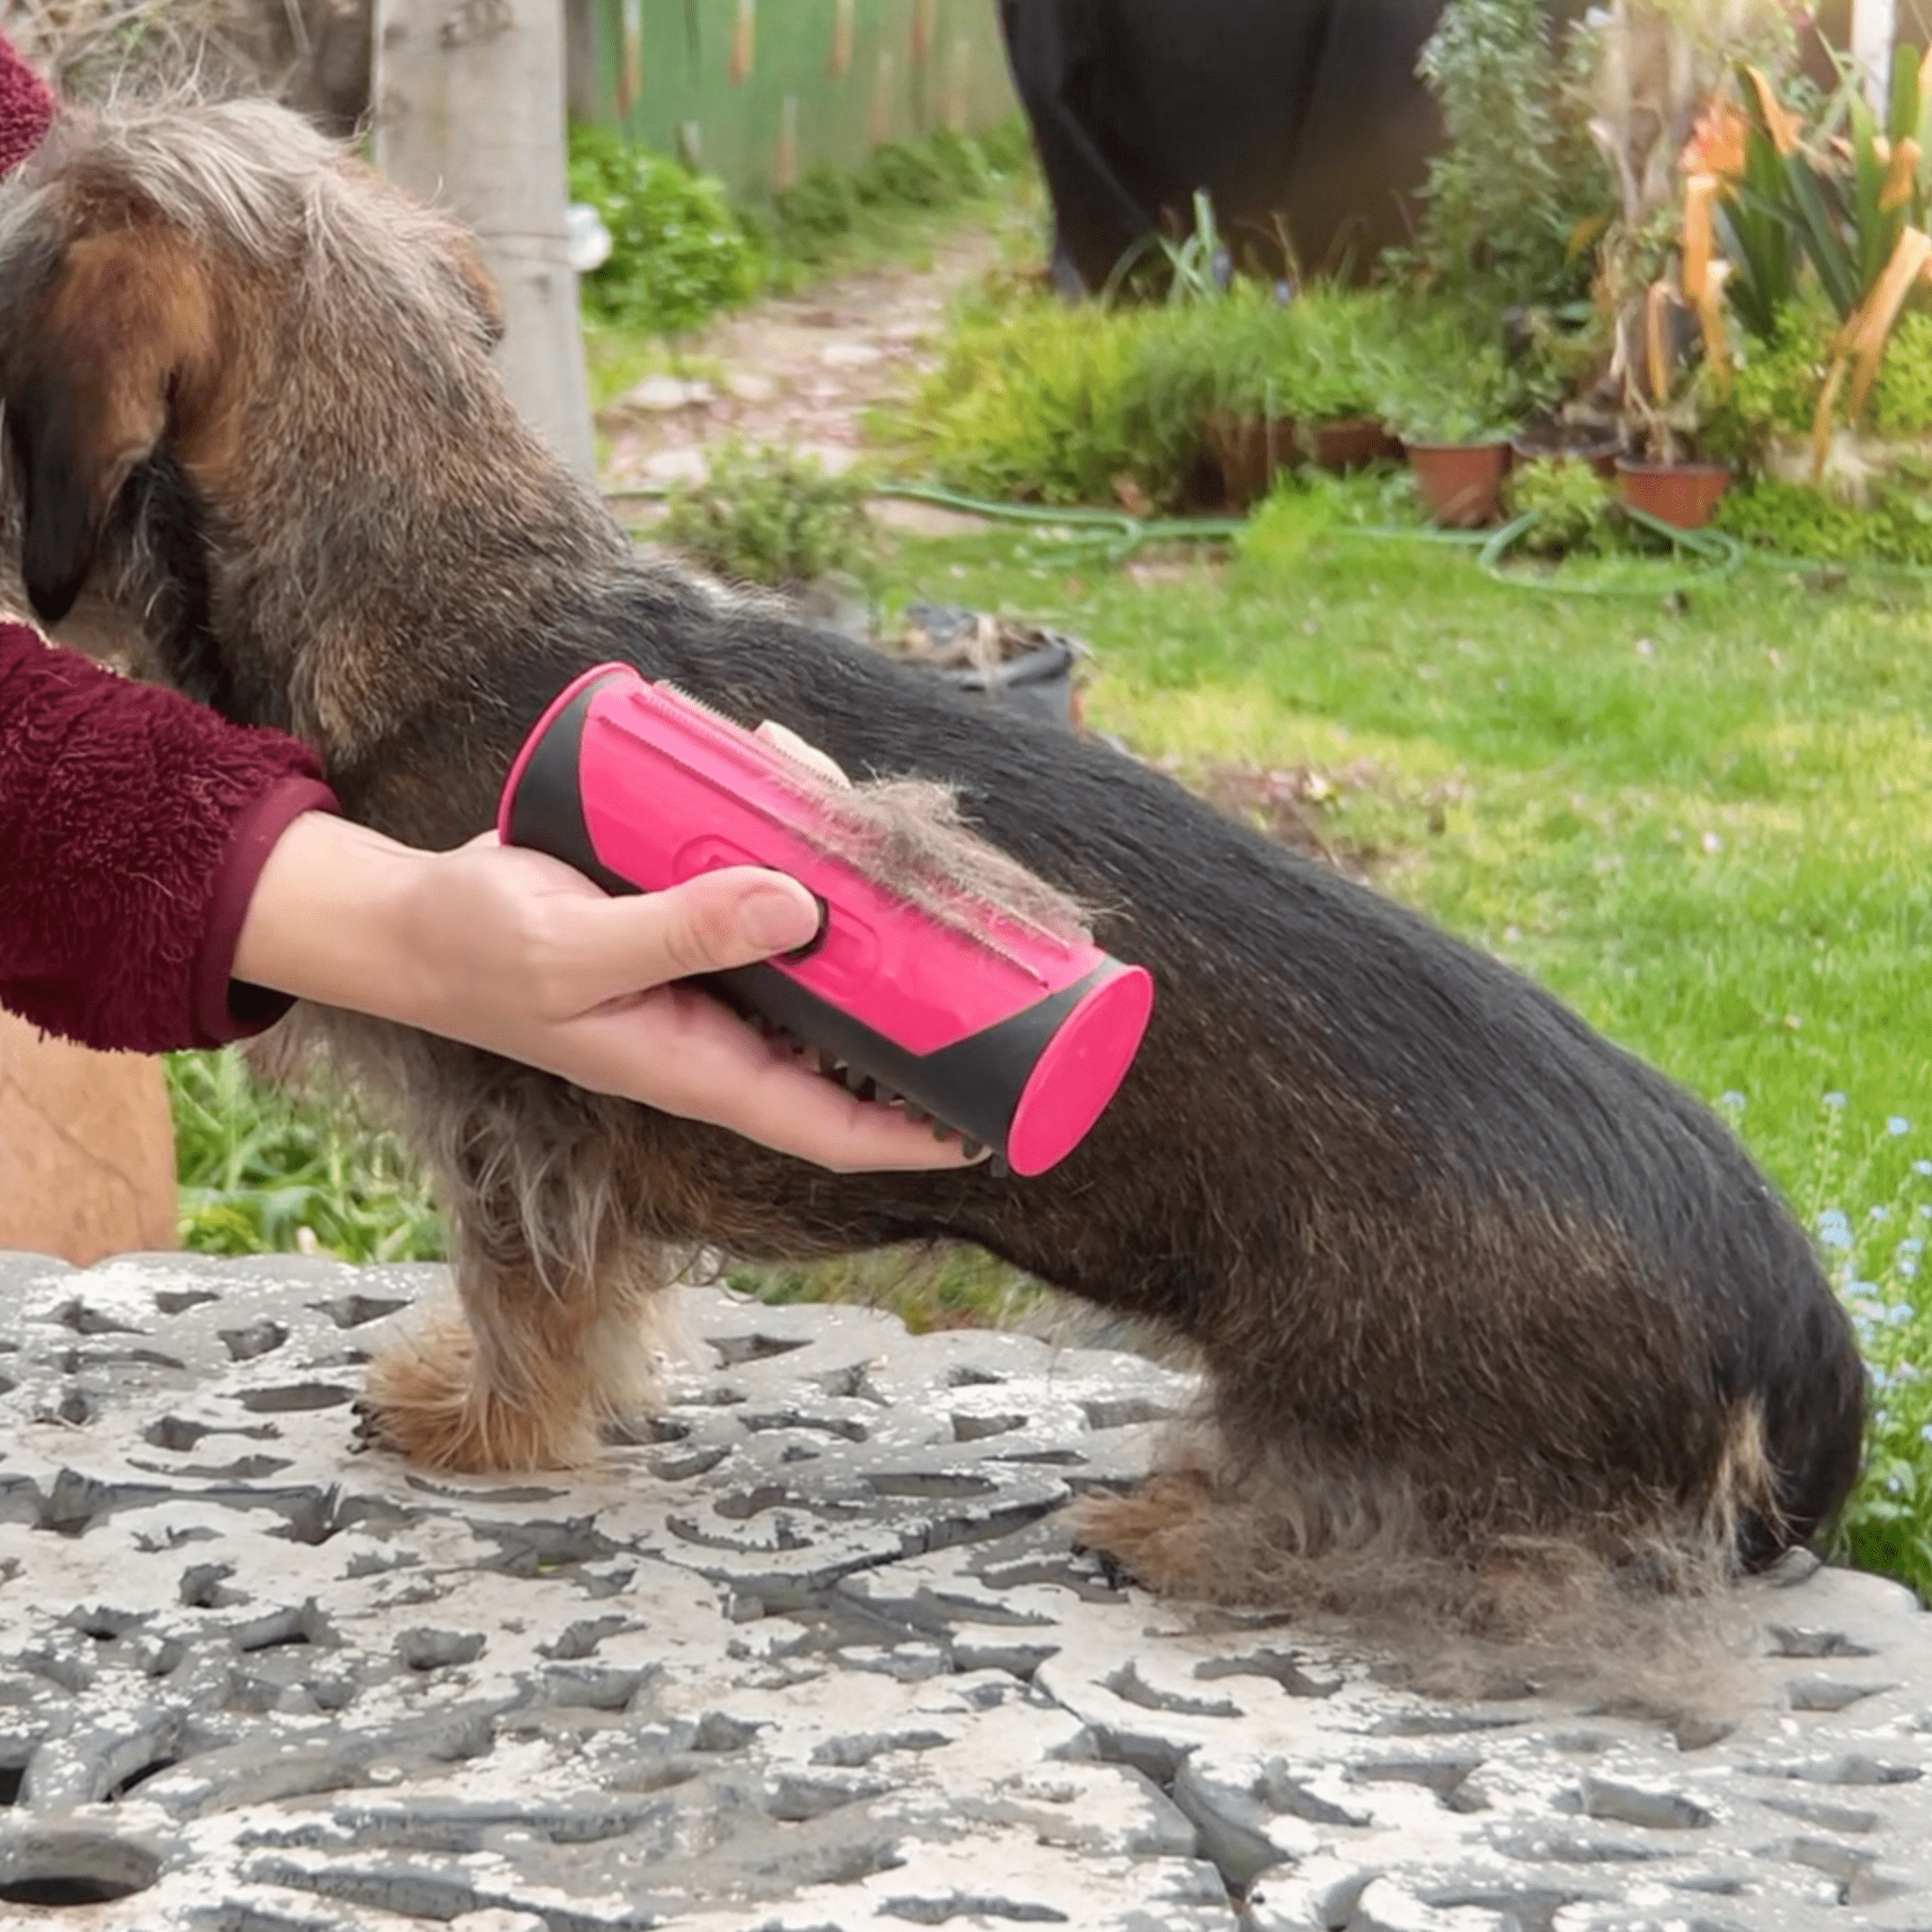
[3,1249,1932,1930]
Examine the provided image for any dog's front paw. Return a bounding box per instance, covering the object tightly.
[361,1315,600,1473]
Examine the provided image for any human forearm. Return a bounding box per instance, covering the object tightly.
[0,620,332,1050]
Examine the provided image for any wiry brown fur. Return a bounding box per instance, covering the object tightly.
[0,100,1869,1641]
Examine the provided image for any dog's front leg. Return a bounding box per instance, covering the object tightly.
[360,1093,680,1472]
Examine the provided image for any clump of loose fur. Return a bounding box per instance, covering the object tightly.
[1069,1420,1763,1717]
[793,770,1099,945]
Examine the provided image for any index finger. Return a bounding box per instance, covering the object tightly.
[570,982,988,1174]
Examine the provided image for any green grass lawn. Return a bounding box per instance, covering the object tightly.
[166,471,1932,1593]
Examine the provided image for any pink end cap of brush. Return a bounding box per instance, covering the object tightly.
[1006,963,1154,1176]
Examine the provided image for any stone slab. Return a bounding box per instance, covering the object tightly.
[2,1250,1931,1930]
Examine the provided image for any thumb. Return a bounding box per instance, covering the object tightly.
[570,867,823,1002]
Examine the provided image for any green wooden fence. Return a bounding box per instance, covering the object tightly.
[573,0,1019,199]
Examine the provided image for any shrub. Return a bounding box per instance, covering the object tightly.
[753,122,1029,275]
[1414,0,1600,317]
[1377,306,1527,444]
[1871,311,1932,439]
[1703,291,1838,460]
[568,123,763,336]
[660,439,877,589]
[1281,284,1405,422]
[1706,292,1932,460]
[909,297,1207,507]
[1138,281,1292,421]
[1502,456,1617,555]
[1713,473,1932,567]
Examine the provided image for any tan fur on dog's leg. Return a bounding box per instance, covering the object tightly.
[363,1236,677,1473]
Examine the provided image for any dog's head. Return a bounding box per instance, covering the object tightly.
[0,99,514,691]
[0,211,222,627]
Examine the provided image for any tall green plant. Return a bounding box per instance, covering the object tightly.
[1721,45,1932,339]
[1415,0,1598,315]
[568,124,764,336]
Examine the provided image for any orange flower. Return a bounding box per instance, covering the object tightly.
[1681,102,1748,182]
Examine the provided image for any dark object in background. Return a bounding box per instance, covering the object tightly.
[895,604,1085,732]
[997,0,1449,293]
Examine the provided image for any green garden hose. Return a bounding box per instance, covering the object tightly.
[608,476,1919,597]
[868,482,1246,562]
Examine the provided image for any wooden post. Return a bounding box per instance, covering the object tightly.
[0,1014,177,1264]
[373,0,596,479]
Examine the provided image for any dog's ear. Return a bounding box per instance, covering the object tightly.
[4,232,216,625]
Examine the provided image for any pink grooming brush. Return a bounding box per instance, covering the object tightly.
[498,664,1154,1175]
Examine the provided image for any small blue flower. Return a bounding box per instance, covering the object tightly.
[1891,1116,1913,1136]
[1915,1160,1932,1178]
[1825,1091,1848,1110]
[1873,1205,1893,1222]
[1919,1422,1932,1444]
[1903,1238,1926,1256]
[1718,1090,1747,1113]
[1890,1303,1916,1325]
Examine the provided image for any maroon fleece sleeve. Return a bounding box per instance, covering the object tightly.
[0,620,340,1051]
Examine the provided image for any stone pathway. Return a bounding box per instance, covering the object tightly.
[597,226,1001,503]
[4,1248,1932,1930]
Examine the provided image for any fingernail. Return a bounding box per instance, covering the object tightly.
[740,883,818,953]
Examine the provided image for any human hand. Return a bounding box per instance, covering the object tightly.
[234,813,982,1173]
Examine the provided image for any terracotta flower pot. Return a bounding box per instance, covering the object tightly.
[1615,457,1731,530]
[1309,416,1398,473]
[1405,439,1511,529]
[1203,411,1300,510]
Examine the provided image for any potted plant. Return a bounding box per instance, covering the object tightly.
[1616,436,1732,529]
[1381,321,1523,527]
[1287,284,1405,471]
[1147,285,1304,509]
[1612,279,1732,528]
